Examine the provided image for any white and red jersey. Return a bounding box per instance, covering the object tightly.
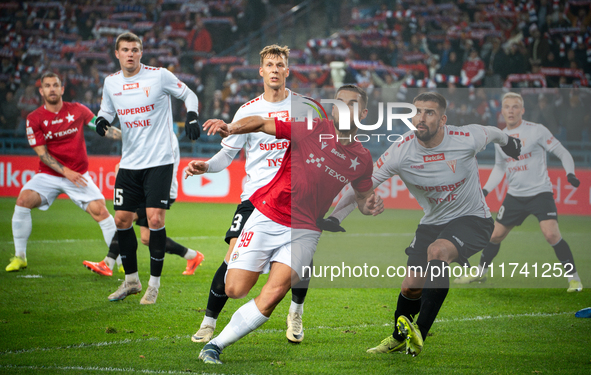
[98,64,197,170]
[488,120,561,197]
[373,125,506,225]
[222,90,293,201]
[170,135,180,200]
[26,102,94,177]
[250,118,373,231]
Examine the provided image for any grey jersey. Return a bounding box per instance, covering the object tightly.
[486,120,561,197]
[373,124,507,225]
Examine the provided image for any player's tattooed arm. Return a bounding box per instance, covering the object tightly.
[33,145,88,187]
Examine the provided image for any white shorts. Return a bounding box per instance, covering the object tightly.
[227,209,321,280]
[22,172,105,211]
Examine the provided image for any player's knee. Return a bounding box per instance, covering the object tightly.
[16,191,39,209]
[401,287,422,299]
[544,232,561,245]
[147,216,164,229]
[225,283,248,299]
[427,243,451,262]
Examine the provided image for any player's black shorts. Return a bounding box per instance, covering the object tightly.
[114,164,173,212]
[224,200,255,244]
[405,215,494,267]
[496,192,558,226]
[136,199,176,228]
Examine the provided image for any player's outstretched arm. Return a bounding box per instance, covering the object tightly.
[550,143,579,187]
[203,116,276,137]
[184,160,209,179]
[32,145,87,187]
[482,147,507,196]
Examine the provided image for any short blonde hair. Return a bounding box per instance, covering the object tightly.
[502,92,524,106]
[259,44,290,66]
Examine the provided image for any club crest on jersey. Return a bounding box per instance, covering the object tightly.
[423,153,445,163]
[231,251,239,261]
[123,83,139,91]
[306,153,325,168]
[446,159,457,173]
[143,86,151,97]
[43,120,49,127]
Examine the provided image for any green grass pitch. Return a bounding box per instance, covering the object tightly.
[0,197,590,374]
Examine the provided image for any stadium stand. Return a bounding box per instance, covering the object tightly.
[0,0,589,166]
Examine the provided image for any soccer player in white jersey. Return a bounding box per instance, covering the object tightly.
[454,92,583,292]
[197,85,381,365]
[329,92,522,356]
[7,72,121,272]
[185,45,310,343]
[95,32,201,305]
[82,135,204,277]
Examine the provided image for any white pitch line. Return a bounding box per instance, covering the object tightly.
[0,311,574,356]
[0,230,583,245]
[0,365,233,375]
[0,230,580,245]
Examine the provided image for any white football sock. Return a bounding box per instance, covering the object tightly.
[209,299,268,350]
[12,206,32,259]
[103,256,115,270]
[116,255,122,266]
[185,249,197,260]
[289,300,304,315]
[148,275,160,288]
[98,215,117,247]
[568,271,581,282]
[125,272,140,283]
[201,316,217,329]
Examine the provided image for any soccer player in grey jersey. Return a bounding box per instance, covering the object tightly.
[454,92,583,292]
[329,92,522,356]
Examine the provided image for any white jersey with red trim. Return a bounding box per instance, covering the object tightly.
[373,125,497,225]
[491,120,560,197]
[98,64,193,170]
[222,90,294,201]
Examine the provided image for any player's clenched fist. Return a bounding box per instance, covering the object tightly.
[95,117,111,137]
[184,160,209,179]
[501,135,521,160]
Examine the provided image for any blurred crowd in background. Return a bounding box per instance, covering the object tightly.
[1,0,590,156]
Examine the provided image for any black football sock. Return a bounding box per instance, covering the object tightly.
[106,231,119,260]
[479,242,500,268]
[206,260,229,319]
[392,292,422,341]
[292,264,311,304]
[165,237,188,257]
[552,239,577,274]
[416,260,450,341]
[117,226,138,275]
[149,226,166,277]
